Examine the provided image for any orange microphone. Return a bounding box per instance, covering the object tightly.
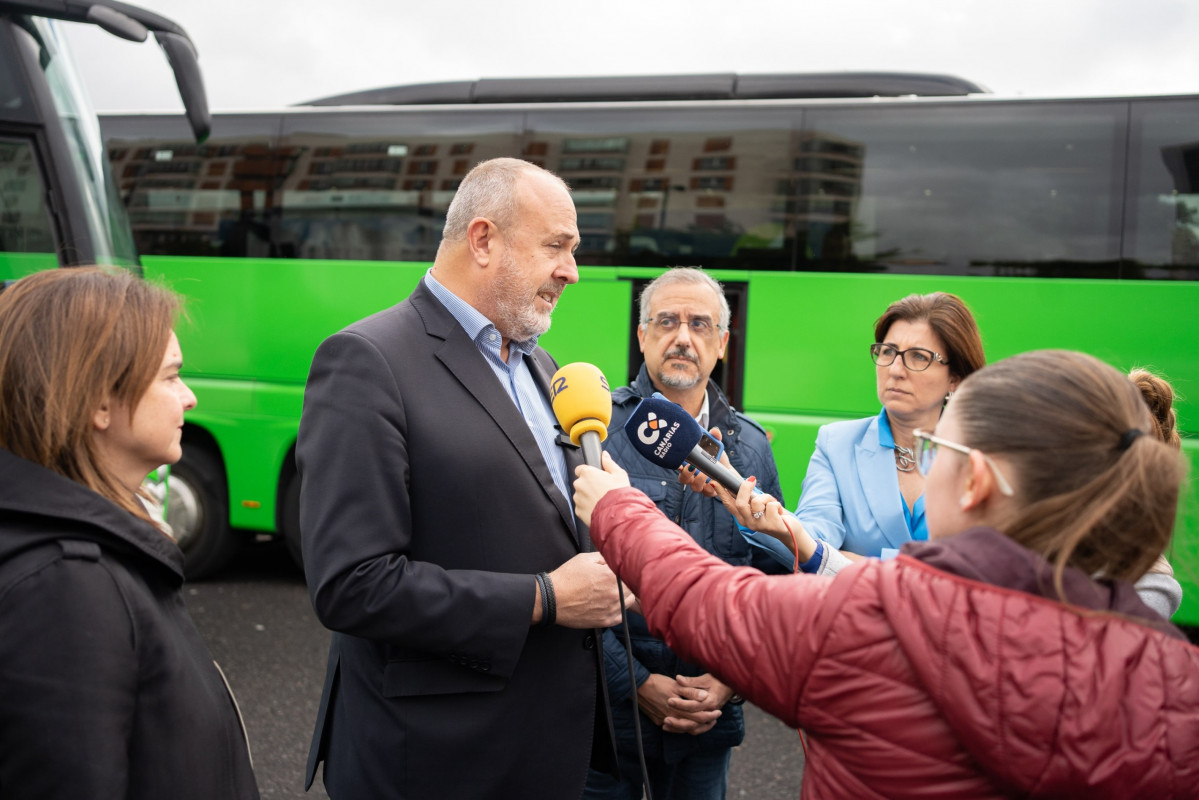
[549,362,612,467]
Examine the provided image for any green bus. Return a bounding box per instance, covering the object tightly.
[92,75,1198,625]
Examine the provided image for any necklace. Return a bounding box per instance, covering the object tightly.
[894,444,916,472]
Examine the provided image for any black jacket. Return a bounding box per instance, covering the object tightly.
[0,447,258,800]
[298,281,614,799]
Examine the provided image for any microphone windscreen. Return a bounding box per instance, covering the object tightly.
[550,362,612,445]
[622,395,704,470]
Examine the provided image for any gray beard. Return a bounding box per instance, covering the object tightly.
[656,363,703,390]
[488,252,555,342]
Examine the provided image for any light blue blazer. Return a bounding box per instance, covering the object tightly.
[795,413,917,558]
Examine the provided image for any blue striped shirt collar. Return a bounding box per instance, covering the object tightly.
[423,269,538,357]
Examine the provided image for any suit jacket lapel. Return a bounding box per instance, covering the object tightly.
[527,351,588,549]
[411,283,581,551]
[855,416,911,552]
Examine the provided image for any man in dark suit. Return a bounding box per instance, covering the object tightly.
[298,158,625,799]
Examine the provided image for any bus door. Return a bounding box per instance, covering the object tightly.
[0,17,83,275]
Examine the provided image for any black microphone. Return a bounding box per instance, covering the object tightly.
[624,394,797,567]
[622,394,747,493]
[550,362,612,468]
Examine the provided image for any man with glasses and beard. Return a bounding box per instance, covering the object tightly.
[298,158,623,799]
[583,268,786,800]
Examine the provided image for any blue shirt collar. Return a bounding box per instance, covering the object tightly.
[423,269,539,357]
[876,407,897,450]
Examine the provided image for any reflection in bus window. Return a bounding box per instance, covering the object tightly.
[1127,100,1199,278]
[0,140,56,254]
[101,98,1199,280]
[110,135,278,259]
[803,102,1127,277]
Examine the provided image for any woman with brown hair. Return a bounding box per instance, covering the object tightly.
[0,268,258,798]
[574,350,1199,798]
[737,291,985,575]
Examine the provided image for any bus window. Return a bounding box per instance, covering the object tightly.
[0,138,57,255]
[1125,99,1199,280]
[107,115,280,260]
[277,110,525,262]
[802,101,1128,277]
[525,107,803,270]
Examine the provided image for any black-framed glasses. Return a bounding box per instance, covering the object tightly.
[870,342,948,372]
[643,315,722,337]
[913,429,1015,496]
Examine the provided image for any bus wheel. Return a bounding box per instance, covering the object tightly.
[280,472,304,573]
[168,445,238,579]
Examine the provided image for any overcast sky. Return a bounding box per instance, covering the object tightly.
[63,0,1199,112]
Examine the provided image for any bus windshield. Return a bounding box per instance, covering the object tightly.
[28,14,137,265]
[0,0,208,274]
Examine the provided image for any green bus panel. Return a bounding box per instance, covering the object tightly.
[144,258,634,530]
[179,379,304,529]
[0,252,60,281]
[140,256,1198,623]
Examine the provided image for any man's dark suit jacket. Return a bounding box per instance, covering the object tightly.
[298,280,613,799]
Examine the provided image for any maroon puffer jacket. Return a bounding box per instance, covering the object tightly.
[590,487,1199,799]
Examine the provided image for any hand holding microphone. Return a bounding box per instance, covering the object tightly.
[622,395,802,562]
[544,363,634,626]
[550,361,633,525]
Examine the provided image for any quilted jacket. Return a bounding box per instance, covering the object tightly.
[590,487,1199,799]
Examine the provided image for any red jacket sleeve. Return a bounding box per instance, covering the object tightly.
[590,486,850,728]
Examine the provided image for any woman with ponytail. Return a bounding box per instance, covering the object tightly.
[574,350,1198,799]
[1126,367,1185,618]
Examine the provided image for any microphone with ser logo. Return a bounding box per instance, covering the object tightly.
[549,362,612,468]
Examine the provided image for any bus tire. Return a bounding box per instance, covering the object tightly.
[167,445,238,580]
[280,472,304,573]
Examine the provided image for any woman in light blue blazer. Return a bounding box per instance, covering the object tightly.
[716,293,984,574]
[719,297,1184,618]
[794,292,985,564]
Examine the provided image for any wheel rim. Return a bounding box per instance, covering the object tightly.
[167,472,204,551]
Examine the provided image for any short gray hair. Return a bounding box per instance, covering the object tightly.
[638,267,731,330]
[441,158,569,242]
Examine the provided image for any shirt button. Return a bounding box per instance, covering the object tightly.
[582,633,596,650]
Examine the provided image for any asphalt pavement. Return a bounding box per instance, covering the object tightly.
[186,539,804,800]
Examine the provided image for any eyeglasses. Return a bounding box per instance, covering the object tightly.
[870,343,948,372]
[913,429,1015,496]
[643,315,722,337]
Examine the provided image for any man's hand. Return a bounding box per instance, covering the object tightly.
[544,552,632,629]
[636,673,725,735]
[664,673,734,736]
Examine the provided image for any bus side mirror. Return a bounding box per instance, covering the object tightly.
[84,6,148,42]
[155,31,211,144]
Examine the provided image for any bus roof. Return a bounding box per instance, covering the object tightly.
[299,72,989,107]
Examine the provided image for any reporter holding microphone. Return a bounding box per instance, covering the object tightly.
[574,351,1199,798]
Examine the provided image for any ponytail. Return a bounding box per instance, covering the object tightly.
[952,351,1185,595]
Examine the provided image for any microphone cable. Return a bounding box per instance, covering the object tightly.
[615,574,655,800]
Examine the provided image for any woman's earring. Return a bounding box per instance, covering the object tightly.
[945,390,954,403]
